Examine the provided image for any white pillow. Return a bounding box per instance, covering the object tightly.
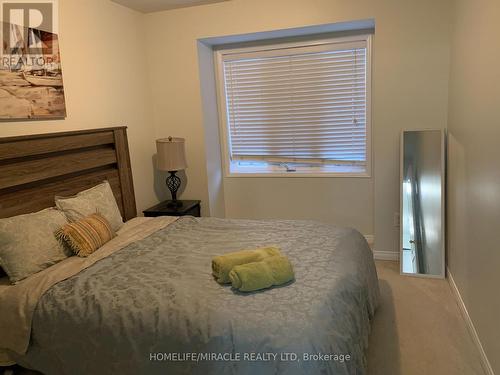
[0,208,70,283]
[55,181,124,232]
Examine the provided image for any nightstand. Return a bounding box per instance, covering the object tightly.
[143,200,201,218]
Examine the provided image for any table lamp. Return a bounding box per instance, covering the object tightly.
[156,137,187,207]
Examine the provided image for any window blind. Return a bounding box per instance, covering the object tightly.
[221,41,368,167]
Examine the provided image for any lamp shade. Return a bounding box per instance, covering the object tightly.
[156,137,188,171]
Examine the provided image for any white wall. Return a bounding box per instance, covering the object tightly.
[447,0,500,372]
[0,0,158,213]
[144,0,452,252]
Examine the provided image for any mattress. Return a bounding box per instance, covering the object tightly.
[7,217,380,374]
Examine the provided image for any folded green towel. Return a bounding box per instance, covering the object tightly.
[212,246,282,284]
[229,255,295,292]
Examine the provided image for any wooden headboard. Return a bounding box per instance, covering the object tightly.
[0,127,137,220]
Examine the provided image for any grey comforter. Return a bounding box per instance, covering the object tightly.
[14,217,379,375]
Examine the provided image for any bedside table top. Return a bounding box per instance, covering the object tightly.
[143,200,201,215]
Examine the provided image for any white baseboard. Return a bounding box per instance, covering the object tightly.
[373,250,399,261]
[363,235,399,261]
[447,268,494,375]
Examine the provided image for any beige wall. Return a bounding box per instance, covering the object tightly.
[0,0,453,253]
[447,0,500,372]
[144,0,451,250]
[0,0,158,213]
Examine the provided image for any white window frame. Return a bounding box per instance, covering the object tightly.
[215,34,373,178]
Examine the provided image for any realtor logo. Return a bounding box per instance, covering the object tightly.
[1,0,58,54]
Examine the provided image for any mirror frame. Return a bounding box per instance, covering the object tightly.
[399,129,446,279]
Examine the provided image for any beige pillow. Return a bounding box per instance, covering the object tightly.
[56,213,115,257]
[0,208,70,283]
[55,181,124,232]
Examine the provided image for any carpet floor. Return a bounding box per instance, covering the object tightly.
[367,260,486,375]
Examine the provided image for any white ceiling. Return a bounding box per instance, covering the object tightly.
[111,0,228,13]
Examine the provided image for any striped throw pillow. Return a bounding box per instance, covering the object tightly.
[55,213,115,257]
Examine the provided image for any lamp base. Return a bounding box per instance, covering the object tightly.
[166,171,182,202]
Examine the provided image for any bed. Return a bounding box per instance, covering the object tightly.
[0,127,380,375]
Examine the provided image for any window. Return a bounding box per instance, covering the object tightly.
[215,34,372,177]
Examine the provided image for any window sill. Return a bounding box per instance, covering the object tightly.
[226,172,371,178]
[227,163,370,178]
[226,170,371,178]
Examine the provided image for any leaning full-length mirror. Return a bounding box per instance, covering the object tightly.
[400,130,445,278]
